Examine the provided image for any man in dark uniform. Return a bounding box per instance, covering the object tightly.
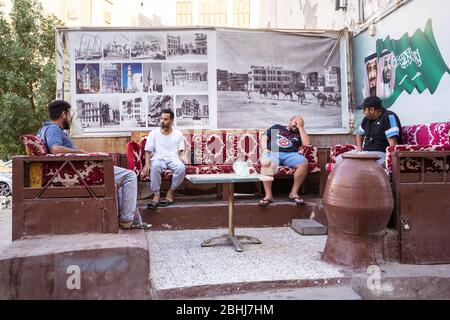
[337,95,402,166]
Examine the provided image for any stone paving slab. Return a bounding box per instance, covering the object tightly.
[0,209,11,254]
[146,227,349,296]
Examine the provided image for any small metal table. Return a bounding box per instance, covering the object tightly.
[185,173,274,252]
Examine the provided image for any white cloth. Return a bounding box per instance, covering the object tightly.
[144,128,184,160]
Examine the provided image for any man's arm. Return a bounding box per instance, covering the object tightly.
[387,136,398,147]
[260,134,269,153]
[355,134,364,151]
[295,117,310,146]
[50,145,86,154]
[141,151,153,178]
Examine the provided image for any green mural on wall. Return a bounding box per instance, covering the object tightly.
[364,19,450,108]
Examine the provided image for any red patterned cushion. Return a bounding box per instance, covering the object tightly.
[43,160,105,186]
[326,163,335,173]
[20,134,48,156]
[402,122,450,145]
[225,130,260,165]
[202,130,226,165]
[300,145,319,172]
[330,144,357,162]
[126,141,142,174]
[386,144,450,175]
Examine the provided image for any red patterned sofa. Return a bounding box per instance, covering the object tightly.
[12,134,119,240]
[325,121,450,175]
[126,129,320,186]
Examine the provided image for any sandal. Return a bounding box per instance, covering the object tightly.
[146,201,159,209]
[131,222,152,230]
[158,199,175,207]
[288,197,305,205]
[259,198,274,207]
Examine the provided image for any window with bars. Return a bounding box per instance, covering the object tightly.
[233,0,250,27]
[176,1,193,26]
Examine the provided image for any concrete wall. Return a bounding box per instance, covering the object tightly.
[351,0,450,126]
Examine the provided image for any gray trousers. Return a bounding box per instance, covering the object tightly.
[336,150,386,167]
[150,157,186,194]
[115,166,142,224]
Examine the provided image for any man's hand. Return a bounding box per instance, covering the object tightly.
[295,116,305,128]
[180,154,189,164]
[140,165,150,179]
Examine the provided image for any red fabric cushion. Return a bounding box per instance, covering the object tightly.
[20,134,48,156]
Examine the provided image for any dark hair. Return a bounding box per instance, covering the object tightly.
[48,100,71,120]
[161,108,174,120]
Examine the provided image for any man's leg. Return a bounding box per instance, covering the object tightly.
[150,159,167,203]
[280,153,308,204]
[114,166,141,223]
[164,157,186,202]
[259,151,279,205]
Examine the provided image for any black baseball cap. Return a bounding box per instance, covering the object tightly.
[356,96,383,109]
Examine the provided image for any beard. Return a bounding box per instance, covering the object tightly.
[160,122,170,129]
[63,119,71,130]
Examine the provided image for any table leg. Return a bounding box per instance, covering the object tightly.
[201,182,262,252]
[228,182,234,236]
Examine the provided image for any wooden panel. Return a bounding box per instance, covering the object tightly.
[399,184,450,264]
[71,136,130,153]
[23,186,107,199]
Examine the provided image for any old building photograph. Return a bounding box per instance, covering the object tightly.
[163,63,208,93]
[120,96,146,128]
[216,30,342,131]
[76,96,120,129]
[175,95,209,127]
[73,33,102,61]
[131,33,166,60]
[100,63,122,93]
[147,95,173,127]
[167,32,208,60]
[122,63,143,93]
[102,33,130,60]
[143,63,163,93]
[75,63,100,94]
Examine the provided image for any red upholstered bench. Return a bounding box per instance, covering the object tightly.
[126,129,320,186]
[325,121,450,176]
[12,134,120,240]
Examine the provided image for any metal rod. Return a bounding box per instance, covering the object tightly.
[228,183,235,236]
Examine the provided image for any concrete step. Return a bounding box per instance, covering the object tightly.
[291,219,327,235]
[196,285,361,300]
[139,195,328,230]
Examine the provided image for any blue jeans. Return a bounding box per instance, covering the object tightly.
[115,166,142,224]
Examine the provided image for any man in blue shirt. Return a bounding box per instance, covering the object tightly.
[37,100,149,230]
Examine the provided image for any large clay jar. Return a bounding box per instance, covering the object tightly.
[322,153,394,269]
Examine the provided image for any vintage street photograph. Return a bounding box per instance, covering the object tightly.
[120,95,146,128]
[166,32,208,60]
[73,32,102,60]
[100,63,122,93]
[131,33,166,60]
[175,94,209,127]
[147,95,173,127]
[102,32,130,60]
[163,63,208,93]
[216,30,342,132]
[75,96,121,129]
[122,63,143,93]
[75,63,100,94]
[143,63,163,93]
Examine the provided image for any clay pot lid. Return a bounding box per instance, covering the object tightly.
[342,152,382,160]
